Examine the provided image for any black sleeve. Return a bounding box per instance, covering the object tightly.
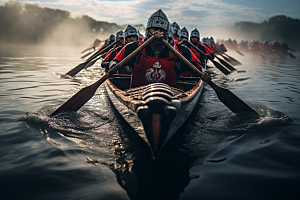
[124,41,139,56]
[175,44,201,74]
[112,41,139,68]
[107,47,122,62]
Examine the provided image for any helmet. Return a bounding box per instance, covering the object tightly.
[124,25,139,39]
[201,37,209,45]
[210,37,215,44]
[167,23,174,39]
[109,34,115,42]
[116,30,124,39]
[190,28,200,38]
[171,22,181,37]
[180,27,189,39]
[167,23,174,45]
[104,39,109,45]
[146,9,169,39]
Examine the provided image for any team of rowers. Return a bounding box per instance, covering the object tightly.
[84,9,294,91]
[218,38,294,53]
[86,9,233,90]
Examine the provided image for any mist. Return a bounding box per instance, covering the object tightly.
[203,16,300,49]
[0,1,143,47]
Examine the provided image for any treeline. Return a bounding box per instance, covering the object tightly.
[235,15,300,46]
[0,1,144,45]
[212,15,300,48]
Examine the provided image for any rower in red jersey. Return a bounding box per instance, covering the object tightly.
[101,25,139,73]
[181,28,214,69]
[103,30,125,59]
[109,9,211,89]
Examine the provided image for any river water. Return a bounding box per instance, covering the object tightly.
[0,44,299,200]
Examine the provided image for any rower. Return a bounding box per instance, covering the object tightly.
[97,36,114,54]
[180,26,189,43]
[232,39,238,49]
[102,25,139,74]
[109,9,211,88]
[92,39,101,50]
[103,30,125,58]
[171,22,181,42]
[165,26,202,79]
[167,23,175,46]
[188,29,214,68]
[114,30,125,47]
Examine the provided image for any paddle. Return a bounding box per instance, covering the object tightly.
[81,50,95,59]
[212,45,242,65]
[211,45,242,66]
[287,52,296,58]
[223,52,242,65]
[85,40,118,62]
[288,48,296,52]
[162,39,257,114]
[84,52,107,69]
[85,42,125,69]
[81,47,93,54]
[50,35,156,116]
[65,41,118,76]
[186,41,231,75]
[214,56,237,71]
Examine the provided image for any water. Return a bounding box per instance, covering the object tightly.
[0,44,299,200]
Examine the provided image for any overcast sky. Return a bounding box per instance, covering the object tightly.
[2,0,300,34]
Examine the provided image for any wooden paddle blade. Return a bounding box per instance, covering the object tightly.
[289,48,296,52]
[226,54,242,65]
[52,36,156,117]
[208,81,257,113]
[216,56,237,71]
[220,54,231,62]
[287,52,296,58]
[50,73,110,116]
[65,61,88,76]
[84,59,98,69]
[210,59,230,75]
[50,86,97,116]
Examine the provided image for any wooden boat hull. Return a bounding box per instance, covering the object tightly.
[105,75,204,158]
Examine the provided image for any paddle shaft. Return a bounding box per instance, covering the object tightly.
[288,48,296,52]
[65,41,119,76]
[216,46,242,65]
[51,36,156,116]
[81,51,94,59]
[161,39,257,114]
[186,41,231,74]
[84,52,108,69]
[211,44,242,65]
[86,40,118,62]
[81,47,93,54]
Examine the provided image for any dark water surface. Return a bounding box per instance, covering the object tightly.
[1,44,299,200]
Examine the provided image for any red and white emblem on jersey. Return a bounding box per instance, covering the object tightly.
[145,62,166,82]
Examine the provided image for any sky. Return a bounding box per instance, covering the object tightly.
[2,0,300,35]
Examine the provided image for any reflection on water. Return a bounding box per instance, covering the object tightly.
[1,45,300,199]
